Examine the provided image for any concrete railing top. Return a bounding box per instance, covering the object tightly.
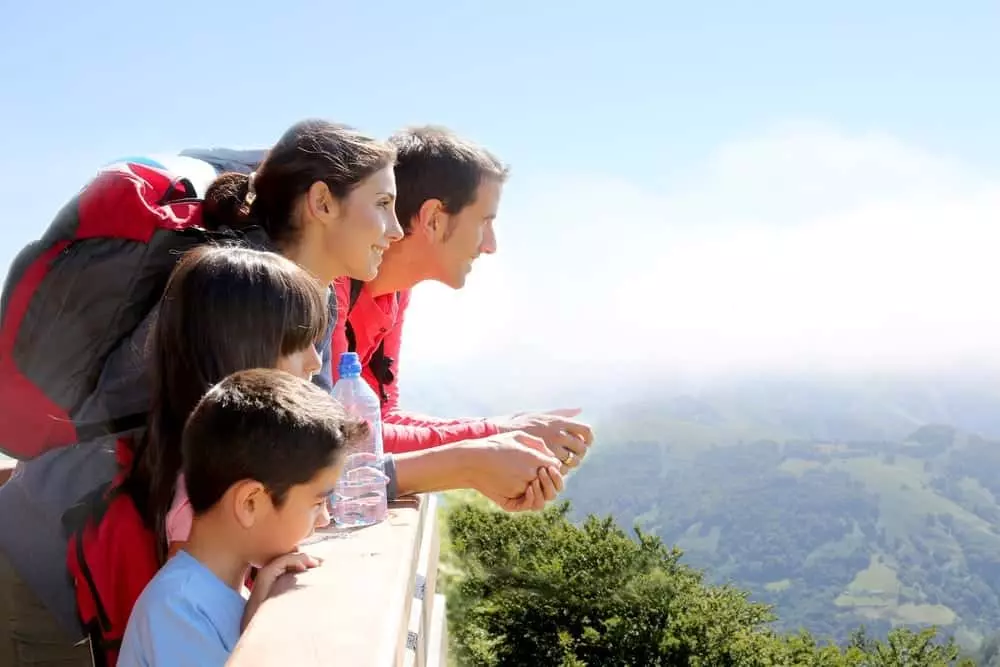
[227,495,444,667]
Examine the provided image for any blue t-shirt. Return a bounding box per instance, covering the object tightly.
[118,550,247,667]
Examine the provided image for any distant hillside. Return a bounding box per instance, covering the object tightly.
[566,422,1000,650]
[404,369,1000,445]
[595,373,1000,446]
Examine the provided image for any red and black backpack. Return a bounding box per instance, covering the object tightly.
[0,160,259,665]
[64,438,158,667]
[0,161,207,460]
[30,161,273,666]
[0,160,212,665]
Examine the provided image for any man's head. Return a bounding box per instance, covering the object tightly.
[390,126,509,289]
[182,368,367,566]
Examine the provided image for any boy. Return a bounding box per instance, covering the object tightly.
[118,368,365,666]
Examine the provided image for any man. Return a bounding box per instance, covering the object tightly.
[331,126,593,468]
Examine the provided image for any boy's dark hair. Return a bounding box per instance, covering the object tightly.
[389,125,509,234]
[181,368,368,514]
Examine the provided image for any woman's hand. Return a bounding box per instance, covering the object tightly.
[498,465,564,512]
[466,432,566,512]
[392,431,576,509]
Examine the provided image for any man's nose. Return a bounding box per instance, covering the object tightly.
[479,223,497,255]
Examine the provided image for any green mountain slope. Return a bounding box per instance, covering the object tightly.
[565,423,1000,650]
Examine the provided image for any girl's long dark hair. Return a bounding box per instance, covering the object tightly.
[123,244,329,562]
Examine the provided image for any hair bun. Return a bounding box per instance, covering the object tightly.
[202,172,253,231]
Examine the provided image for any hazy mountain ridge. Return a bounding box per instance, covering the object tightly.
[404,369,1000,442]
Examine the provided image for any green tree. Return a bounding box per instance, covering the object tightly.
[442,498,976,667]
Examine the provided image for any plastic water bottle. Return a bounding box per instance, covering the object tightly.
[330,352,388,528]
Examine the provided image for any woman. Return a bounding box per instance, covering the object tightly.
[0,119,561,666]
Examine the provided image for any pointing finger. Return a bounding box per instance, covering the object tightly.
[559,420,594,445]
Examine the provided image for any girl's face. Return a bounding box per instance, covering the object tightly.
[277,345,323,381]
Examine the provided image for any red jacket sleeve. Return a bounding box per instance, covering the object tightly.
[373,290,500,453]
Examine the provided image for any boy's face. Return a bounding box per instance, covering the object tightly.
[248,461,344,566]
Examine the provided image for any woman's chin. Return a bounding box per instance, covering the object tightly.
[342,259,377,283]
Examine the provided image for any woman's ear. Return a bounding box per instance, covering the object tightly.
[304,181,341,224]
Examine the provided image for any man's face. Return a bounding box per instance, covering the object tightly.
[433,179,502,289]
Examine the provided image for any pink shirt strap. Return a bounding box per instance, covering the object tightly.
[165,474,193,544]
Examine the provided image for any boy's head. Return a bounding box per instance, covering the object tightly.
[181,368,367,565]
[389,126,509,289]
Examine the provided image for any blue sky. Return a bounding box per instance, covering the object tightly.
[2,1,999,393]
[2,1,997,189]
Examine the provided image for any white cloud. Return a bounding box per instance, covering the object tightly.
[400,121,1000,395]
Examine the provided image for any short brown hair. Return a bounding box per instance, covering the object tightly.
[390,126,508,233]
[183,368,368,514]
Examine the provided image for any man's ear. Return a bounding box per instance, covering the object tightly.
[411,199,446,241]
[231,480,270,530]
[305,181,341,223]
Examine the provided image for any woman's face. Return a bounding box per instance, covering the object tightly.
[326,166,404,281]
[277,345,323,381]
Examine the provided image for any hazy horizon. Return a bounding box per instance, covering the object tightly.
[399,121,1000,410]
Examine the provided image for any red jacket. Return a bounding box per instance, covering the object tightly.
[331,278,500,453]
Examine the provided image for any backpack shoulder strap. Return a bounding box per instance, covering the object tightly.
[344,279,365,353]
[367,289,400,404]
[348,279,364,311]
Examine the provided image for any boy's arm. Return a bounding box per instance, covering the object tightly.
[242,552,321,631]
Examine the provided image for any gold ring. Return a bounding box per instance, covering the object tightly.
[561,451,576,466]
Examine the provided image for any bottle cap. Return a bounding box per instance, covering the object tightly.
[338,352,362,377]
